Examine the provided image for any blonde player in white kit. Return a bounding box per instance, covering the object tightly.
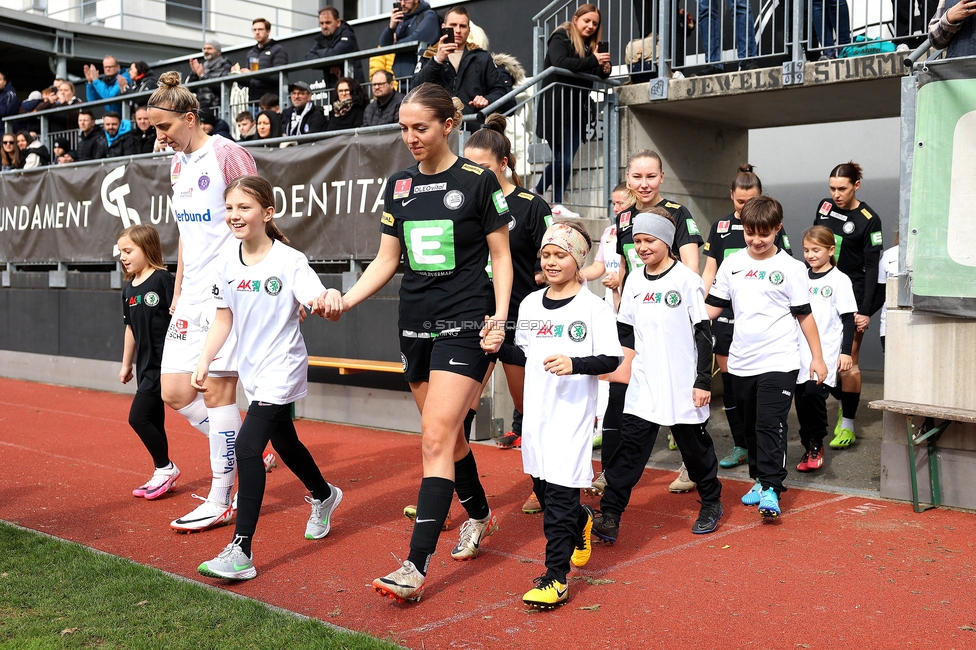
[148,72,258,532]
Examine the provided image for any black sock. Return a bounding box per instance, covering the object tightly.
[310,483,332,501]
[512,408,522,435]
[721,373,745,448]
[454,450,490,520]
[407,477,455,575]
[463,408,477,443]
[235,534,252,557]
[601,382,626,465]
[829,383,843,402]
[841,391,860,419]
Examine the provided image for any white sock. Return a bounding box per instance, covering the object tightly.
[206,404,241,505]
[841,417,855,431]
[176,393,210,436]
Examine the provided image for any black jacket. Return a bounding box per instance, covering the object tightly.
[72,126,108,161]
[362,91,404,126]
[378,0,440,82]
[280,104,329,136]
[106,131,138,158]
[412,47,507,124]
[245,40,289,100]
[325,102,365,131]
[132,126,157,154]
[305,22,364,86]
[535,28,609,146]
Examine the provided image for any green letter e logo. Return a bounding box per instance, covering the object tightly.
[404,220,456,272]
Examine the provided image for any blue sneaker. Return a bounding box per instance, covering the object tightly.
[758,488,780,519]
[741,480,762,506]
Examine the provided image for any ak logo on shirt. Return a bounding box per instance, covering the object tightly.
[129,295,142,306]
[642,292,664,304]
[741,270,783,284]
[536,322,564,338]
[237,279,262,292]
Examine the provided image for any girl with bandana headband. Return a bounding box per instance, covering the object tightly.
[485,221,623,610]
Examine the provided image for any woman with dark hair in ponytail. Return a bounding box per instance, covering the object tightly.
[327,83,513,603]
[464,113,553,513]
[702,164,792,470]
[194,175,344,581]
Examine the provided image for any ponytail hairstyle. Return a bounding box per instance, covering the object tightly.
[802,225,837,267]
[730,163,762,194]
[830,161,863,183]
[118,223,167,281]
[558,4,602,58]
[612,180,640,213]
[148,71,200,118]
[464,113,522,187]
[401,82,464,133]
[637,206,678,260]
[224,175,289,244]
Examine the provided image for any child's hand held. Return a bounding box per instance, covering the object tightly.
[190,366,209,392]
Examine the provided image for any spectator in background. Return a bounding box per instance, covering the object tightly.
[259,93,280,113]
[379,0,440,85]
[132,106,158,154]
[929,0,976,56]
[325,77,367,131]
[17,131,50,168]
[305,7,364,88]
[1,133,21,170]
[811,0,852,58]
[255,109,282,141]
[697,0,758,73]
[84,56,132,114]
[362,70,403,126]
[52,80,84,133]
[127,61,157,105]
[61,108,107,162]
[103,111,137,158]
[14,90,45,133]
[240,18,289,101]
[52,140,67,161]
[39,86,59,109]
[188,39,232,107]
[236,111,257,140]
[411,6,507,128]
[281,81,328,136]
[199,110,233,140]
[0,72,21,119]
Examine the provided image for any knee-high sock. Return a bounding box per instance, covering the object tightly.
[206,404,241,505]
[462,408,476,443]
[176,393,210,436]
[407,477,455,575]
[454,450,490,520]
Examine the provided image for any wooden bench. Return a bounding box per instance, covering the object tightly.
[307,356,403,375]
[869,399,976,512]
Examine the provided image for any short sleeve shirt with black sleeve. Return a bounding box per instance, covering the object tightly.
[615,198,704,273]
[380,157,512,333]
[122,269,175,394]
[506,187,553,309]
[814,199,883,302]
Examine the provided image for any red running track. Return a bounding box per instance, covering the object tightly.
[1,377,974,649]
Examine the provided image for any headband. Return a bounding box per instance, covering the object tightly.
[632,212,675,247]
[541,223,590,269]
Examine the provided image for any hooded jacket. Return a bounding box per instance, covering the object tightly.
[105,120,137,158]
[305,21,364,86]
[86,71,132,114]
[378,0,440,82]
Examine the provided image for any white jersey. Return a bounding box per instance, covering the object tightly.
[516,285,623,488]
[212,240,326,404]
[878,246,898,337]
[619,261,710,425]
[594,225,619,310]
[170,135,257,303]
[710,248,810,376]
[800,266,857,387]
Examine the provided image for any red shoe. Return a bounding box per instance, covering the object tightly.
[495,432,521,449]
[262,450,277,473]
[796,449,811,472]
[806,446,824,470]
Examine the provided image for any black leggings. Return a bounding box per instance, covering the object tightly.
[234,402,329,539]
[129,390,169,469]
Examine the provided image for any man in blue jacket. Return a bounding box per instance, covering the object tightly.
[83,56,131,114]
[378,0,440,88]
[305,6,364,87]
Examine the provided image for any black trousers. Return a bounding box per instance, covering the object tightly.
[234,402,328,539]
[795,380,830,450]
[732,371,798,494]
[531,477,588,584]
[601,414,722,518]
[129,390,169,468]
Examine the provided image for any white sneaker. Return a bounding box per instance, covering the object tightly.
[450,511,498,560]
[372,558,425,602]
[197,536,257,580]
[143,464,180,500]
[171,494,233,533]
[305,485,343,539]
[550,204,580,220]
[668,463,696,493]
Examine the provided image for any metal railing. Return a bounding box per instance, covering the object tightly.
[535,0,939,84]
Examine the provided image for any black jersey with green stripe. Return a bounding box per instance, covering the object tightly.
[814,198,883,300]
[505,187,552,309]
[704,212,793,263]
[615,198,704,272]
[380,157,512,332]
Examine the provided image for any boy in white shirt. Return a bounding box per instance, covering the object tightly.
[705,196,827,519]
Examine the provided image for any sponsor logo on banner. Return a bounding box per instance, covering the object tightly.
[394,178,412,199]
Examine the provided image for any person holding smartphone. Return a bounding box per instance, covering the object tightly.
[379,0,440,84]
[929,0,976,57]
[534,4,611,217]
[411,6,507,129]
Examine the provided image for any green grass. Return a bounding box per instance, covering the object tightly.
[0,522,401,649]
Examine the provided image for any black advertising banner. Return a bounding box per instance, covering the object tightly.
[0,130,415,263]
